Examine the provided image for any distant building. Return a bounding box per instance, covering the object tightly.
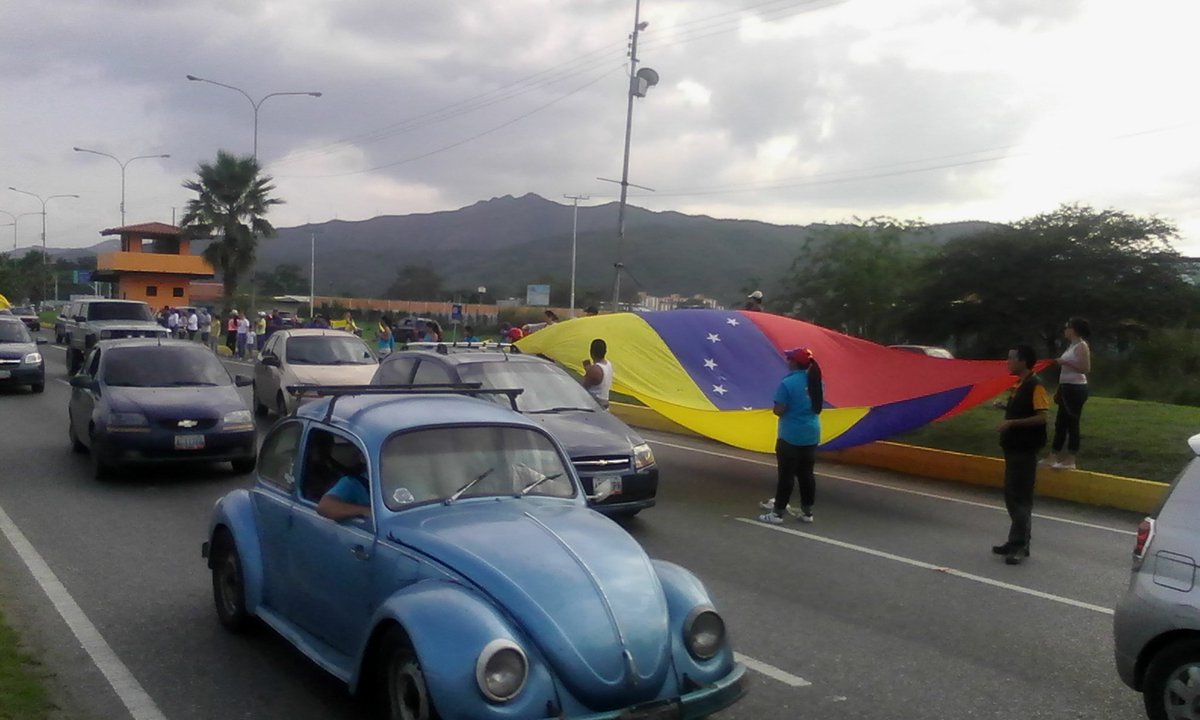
[636,292,723,311]
[93,223,214,306]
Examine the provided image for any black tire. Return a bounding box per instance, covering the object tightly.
[31,382,44,394]
[1143,638,1200,720]
[276,391,289,417]
[68,416,86,454]
[231,456,256,475]
[211,531,251,633]
[253,383,269,417]
[90,431,112,480]
[382,629,439,720]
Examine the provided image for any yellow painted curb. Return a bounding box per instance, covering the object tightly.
[611,402,1166,514]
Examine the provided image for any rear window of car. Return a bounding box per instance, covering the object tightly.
[0,321,31,343]
[379,425,574,510]
[286,335,376,365]
[86,302,155,322]
[102,346,232,387]
[11,306,34,315]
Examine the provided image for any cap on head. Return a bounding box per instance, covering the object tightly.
[748,290,764,300]
[784,347,813,367]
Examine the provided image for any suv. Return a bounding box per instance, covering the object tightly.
[1115,432,1200,718]
[9,306,41,332]
[62,299,168,374]
[372,346,659,516]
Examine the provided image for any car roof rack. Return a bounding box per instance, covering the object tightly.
[285,383,524,419]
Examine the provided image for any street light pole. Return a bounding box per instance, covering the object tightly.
[0,210,40,250]
[8,188,79,301]
[185,75,323,161]
[72,148,170,226]
[563,194,589,313]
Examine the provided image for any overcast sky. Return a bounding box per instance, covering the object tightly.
[3,0,1199,255]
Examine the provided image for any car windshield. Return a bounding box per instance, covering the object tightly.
[102,346,232,387]
[458,361,598,413]
[380,425,574,510]
[0,322,31,343]
[286,335,377,365]
[86,302,154,322]
[11,306,34,315]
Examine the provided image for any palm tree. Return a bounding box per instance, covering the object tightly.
[180,150,283,308]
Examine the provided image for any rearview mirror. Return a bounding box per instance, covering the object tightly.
[234,374,253,387]
[261,355,281,368]
[69,375,97,390]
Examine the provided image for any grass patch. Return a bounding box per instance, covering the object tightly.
[0,605,53,720]
[897,396,1200,483]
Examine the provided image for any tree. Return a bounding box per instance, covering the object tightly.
[904,204,1198,358]
[255,263,307,296]
[385,264,444,300]
[778,217,934,341]
[0,250,51,305]
[180,150,283,308]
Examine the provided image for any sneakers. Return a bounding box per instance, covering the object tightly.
[1052,460,1077,470]
[1004,546,1030,565]
[797,508,814,523]
[757,512,784,525]
[759,498,801,518]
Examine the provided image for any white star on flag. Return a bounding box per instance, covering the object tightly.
[712,384,728,396]
[703,358,718,369]
[742,406,753,411]
[726,317,740,326]
[706,333,721,343]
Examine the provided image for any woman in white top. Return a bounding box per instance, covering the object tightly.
[582,338,613,409]
[1045,317,1091,470]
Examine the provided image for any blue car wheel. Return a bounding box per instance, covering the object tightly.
[383,628,438,720]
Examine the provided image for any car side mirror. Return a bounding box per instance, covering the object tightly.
[69,375,97,391]
[74,315,86,322]
[261,355,281,368]
[234,374,253,387]
[588,477,617,503]
[36,338,48,345]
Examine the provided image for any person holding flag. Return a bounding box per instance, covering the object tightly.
[759,347,823,524]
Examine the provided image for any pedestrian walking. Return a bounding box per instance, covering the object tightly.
[759,348,823,524]
[167,307,180,337]
[581,338,613,409]
[377,316,394,356]
[1043,317,1091,470]
[198,307,211,346]
[236,313,250,359]
[255,312,268,351]
[993,344,1050,565]
[186,308,199,340]
[225,311,239,354]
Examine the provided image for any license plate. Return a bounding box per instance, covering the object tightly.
[0,370,9,379]
[175,434,205,450]
[596,475,623,495]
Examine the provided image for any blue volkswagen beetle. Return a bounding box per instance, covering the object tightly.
[202,387,746,719]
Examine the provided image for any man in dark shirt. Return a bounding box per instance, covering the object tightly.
[994,344,1049,565]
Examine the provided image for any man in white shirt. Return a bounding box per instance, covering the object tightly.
[236,314,250,358]
[167,308,180,337]
[582,338,613,409]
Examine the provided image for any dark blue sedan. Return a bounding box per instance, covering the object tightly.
[68,339,257,478]
[203,387,746,719]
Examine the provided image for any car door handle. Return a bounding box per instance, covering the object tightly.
[350,545,369,561]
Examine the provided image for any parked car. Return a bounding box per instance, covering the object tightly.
[1115,432,1200,719]
[61,299,168,374]
[253,329,379,417]
[888,344,955,359]
[201,387,746,720]
[0,317,47,393]
[372,347,659,517]
[9,305,40,332]
[68,339,257,478]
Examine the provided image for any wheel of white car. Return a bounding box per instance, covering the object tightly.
[253,382,269,417]
[385,631,439,720]
[276,391,289,417]
[1144,638,1200,720]
[211,530,251,633]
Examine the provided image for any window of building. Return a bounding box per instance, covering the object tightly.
[146,286,158,297]
[172,287,184,298]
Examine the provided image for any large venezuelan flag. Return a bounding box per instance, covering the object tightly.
[516,309,1023,453]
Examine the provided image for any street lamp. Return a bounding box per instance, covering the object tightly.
[7,188,79,301]
[72,147,170,227]
[609,0,659,312]
[563,194,590,313]
[0,210,40,250]
[185,74,323,160]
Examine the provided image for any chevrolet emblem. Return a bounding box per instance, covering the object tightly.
[177,420,199,428]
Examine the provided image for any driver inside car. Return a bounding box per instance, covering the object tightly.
[316,446,371,521]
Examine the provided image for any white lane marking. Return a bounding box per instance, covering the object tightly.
[735,652,812,687]
[56,379,70,386]
[649,438,1135,536]
[0,502,168,720]
[734,517,1114,616]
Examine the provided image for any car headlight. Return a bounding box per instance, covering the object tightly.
[475,639,527,703]
[222,410,253,429]
[107,412,148,429]
[99,330,113,339]
[633,442,655,470]
[683,607,725,661]
[23,352,42,364]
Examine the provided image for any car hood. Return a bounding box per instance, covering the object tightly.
[104,385,246,419]
[522,410,644,458]
[0,341,38,360]
[389,501,670,707]
[87,320,165,330]
[288,364,378,386]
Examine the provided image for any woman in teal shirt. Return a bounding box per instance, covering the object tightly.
[759,347,823,524]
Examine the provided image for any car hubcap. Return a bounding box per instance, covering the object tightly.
[1165,663,1200,719]
[390,660,429,720]
[218,554,240,617]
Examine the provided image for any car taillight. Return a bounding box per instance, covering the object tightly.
[1134,517,1155,561]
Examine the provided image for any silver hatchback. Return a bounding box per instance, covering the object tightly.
[1115,433,1200,720]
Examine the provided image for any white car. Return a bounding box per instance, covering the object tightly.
[252,329,379,416]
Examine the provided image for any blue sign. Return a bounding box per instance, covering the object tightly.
[74,270,92,283]
[451,303,464,321]
[526,284,551,306]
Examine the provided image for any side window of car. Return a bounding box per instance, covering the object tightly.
[259,422,303,494]
[378,358,417,384]
[412,359,454,385]
[300,428,368,505]
[86,348,102,377]
[263,335,279,357]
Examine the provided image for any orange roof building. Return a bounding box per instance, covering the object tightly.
[94,223,214,307]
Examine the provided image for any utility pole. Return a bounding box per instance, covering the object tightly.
[563,194,589,313]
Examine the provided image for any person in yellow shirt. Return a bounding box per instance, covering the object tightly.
[255,312,267,352]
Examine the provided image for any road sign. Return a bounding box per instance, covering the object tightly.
[526,284,550,306]
[451,303,463,321]
[74,270,92,283]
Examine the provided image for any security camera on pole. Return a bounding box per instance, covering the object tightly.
[604,0,658,313]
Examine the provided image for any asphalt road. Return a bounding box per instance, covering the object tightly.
[0,335,1149,719]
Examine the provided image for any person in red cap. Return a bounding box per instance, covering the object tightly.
[759,347,823,524]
